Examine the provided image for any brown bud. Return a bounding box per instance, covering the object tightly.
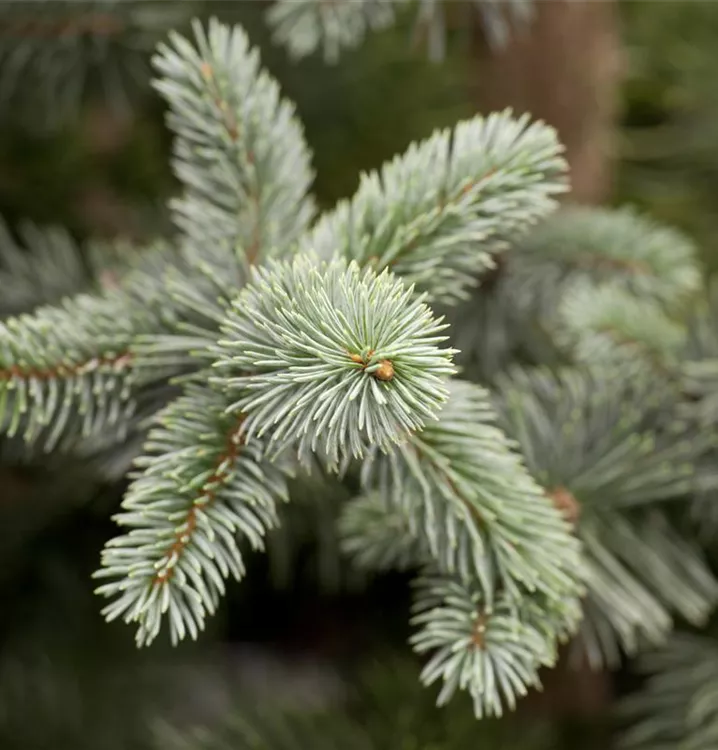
[547,486,580,525]
[200,62,213,80]
[374,360,395,381]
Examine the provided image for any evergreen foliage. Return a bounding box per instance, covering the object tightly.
[0,0,191,128]
[0,241,176,451]
[620,634,718,750]
[96,384,292,648]
[350,379,582,605]
[0,220,98,316]
[300,110,567,304]
[215,256,456,465]
[508,207,699,315]
[267,0,532,61]
[3,11,718,745]
[494,366,717,667]
[154,19,315,259]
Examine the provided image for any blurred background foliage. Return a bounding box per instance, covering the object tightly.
[0,1,715,748]
[619,1,718,274]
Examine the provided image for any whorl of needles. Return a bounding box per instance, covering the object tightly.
[214,255,457,466]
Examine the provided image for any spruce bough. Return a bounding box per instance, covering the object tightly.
[1,16,715,729]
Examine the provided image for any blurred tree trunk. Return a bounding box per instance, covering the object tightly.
[472,0,622,204]
[471,0,622,716]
